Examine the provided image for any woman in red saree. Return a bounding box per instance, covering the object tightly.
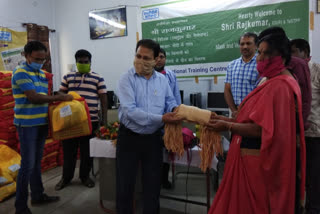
[207,33,306,214]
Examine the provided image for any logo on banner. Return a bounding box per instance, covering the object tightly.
[0,31,12,42]
[142,8,159,20]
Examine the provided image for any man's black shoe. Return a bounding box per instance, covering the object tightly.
[81,177,95,188]
[31,193,60,205]
[15,208,32,214]
[55,179,70,191]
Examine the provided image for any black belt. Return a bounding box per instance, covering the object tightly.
[119,124,162,137]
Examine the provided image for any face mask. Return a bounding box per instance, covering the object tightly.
[28,62,43,70]
[134,58,155,76]
[305,57,311,62]
[76,63,91,74]
[257,56,285,78]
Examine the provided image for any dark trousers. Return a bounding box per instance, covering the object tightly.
[116,126,163,214]
[15,125,48,212]
[162,147,170,184]
[306,137,320,214]
[61,122,98,182]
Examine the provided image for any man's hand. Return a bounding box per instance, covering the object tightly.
[56,94,74,102]
[162,112,183,123]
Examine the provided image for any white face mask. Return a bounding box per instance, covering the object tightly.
[134,58,155,76]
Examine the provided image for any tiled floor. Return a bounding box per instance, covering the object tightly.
[0,161,221,214]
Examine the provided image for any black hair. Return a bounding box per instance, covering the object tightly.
[258,33,291,66]
[24,41,47,55]
[135,39,160,59]
[258,26,286,41]
[239,32,258,45]
[290,39,310,58]
[75,49,92,62]
[159,48,166,57]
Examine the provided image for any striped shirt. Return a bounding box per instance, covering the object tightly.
[60,71,107,122]
[225,55,258,105]
[12,62,49,127]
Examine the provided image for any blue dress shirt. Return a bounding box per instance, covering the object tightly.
[116,67,178,134]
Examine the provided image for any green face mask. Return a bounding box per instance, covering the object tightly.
[76,63,91,73]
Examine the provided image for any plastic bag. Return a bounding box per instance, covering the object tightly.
[51,92,87,132]
[0,145,21,182]
[49,93,92,140]
[0,182,16,201]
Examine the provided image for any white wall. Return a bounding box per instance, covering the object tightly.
[53,0,143,91]
[0,0,62,89]
[0,0,55,31]
[53,0,175,91]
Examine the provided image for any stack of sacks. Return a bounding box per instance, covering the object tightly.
[0,145,21,201]
[41,72,61,171]
[41,138,60,172]
[0,71,19,151]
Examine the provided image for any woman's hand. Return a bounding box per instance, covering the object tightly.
[206,119,230,132]
[210,113,235,122]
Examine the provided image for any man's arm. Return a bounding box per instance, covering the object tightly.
[99,93,108,126]
[224,83,237,113]
[24,90,73,104]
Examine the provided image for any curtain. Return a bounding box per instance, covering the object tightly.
[25,23,52,74]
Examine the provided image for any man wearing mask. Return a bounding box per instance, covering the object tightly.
[155,48,181,189]
[224,32,258,118]
[291,38,320,214]
[13,41,73,214]
[116,39,182,214]
[55,49,108,190]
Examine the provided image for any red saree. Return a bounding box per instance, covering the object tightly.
[209,75,306,214]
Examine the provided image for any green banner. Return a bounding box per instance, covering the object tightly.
[142,0,308,77]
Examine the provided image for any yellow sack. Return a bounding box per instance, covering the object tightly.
[0,170,13,187]
[0,182,16,202]
[52,92,87,132]
[0,145,21,184]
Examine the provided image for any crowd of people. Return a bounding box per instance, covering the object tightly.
[11,25,320,214]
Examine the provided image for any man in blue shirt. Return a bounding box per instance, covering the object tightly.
[155,48,181,189]
[224,32,258,118]
[155,48,181,105]
[12,41,73,214]
[116,39,181,214]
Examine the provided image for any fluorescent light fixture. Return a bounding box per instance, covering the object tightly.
[89,12,126,29]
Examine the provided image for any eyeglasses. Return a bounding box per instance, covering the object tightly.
[29,55,46,63]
